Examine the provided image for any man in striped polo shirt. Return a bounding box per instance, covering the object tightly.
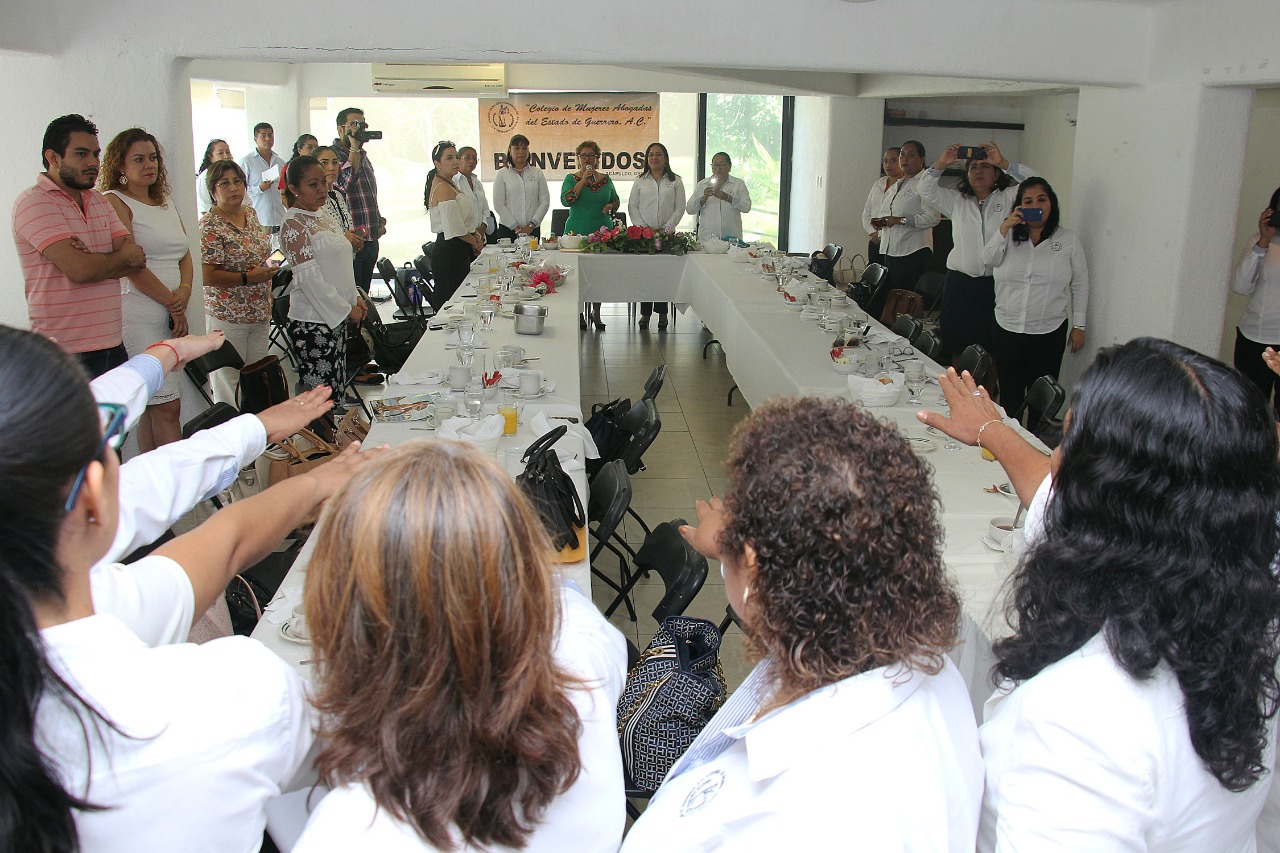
[12,114,146,377]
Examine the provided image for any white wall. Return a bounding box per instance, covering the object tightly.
[789,96,831,251]
[1020,92,1079,224]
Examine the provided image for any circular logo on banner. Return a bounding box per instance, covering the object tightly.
[680,771,726,817]
[487,102,519,133]
[1051,241,1063,252]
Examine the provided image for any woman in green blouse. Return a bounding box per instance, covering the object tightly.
[561,140,619,330]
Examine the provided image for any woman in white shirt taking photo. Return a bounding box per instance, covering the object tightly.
[687,151,751,241]
[861,146,902,266]
[492,133,549,241]
[280,155,366,407]
[1230,185,1280,411]
[627,141,687,329]
[982,176,1088,420]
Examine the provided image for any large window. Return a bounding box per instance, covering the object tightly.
[699,94,793,247]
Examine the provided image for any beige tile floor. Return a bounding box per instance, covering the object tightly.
[579,303,755,692]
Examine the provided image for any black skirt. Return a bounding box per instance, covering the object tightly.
[432,232,474,304]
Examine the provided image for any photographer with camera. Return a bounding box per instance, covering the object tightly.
[1231,187,1280,411]
[332,107,384,292]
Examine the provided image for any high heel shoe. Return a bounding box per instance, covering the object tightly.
[580,313,588,330]
[638,315,650,330]
[591,316,606,330]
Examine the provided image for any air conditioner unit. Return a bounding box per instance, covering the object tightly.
[371,64,507,97]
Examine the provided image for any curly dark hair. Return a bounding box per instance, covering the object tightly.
[718,397,961,710]
[98,128,170,204]
[995,337,1280,791]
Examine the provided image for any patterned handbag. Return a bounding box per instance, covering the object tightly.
[616,616,727,794]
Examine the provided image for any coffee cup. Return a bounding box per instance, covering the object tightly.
[989,516,1016,550]
[288,604,309,640]
[519,370,543,396]
[447,364,471,389]
[500,344,525,363]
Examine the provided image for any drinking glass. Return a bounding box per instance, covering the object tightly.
[479,304,496,330]
[456,343,475,367]
[457,321,476,347]
[905,369,926,405]
[464,382,485,419]
[494,350,513,371]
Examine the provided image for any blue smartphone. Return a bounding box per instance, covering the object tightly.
[1019,207,1044,223]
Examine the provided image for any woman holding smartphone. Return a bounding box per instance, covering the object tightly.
[1230,186,1280,411]
[562,139,620,330]
[982,177,1089,420]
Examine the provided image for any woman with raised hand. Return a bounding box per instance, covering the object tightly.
[982,176,1088,419]
[918,141,1036,362]
[623,397,982,850]
[561,139,620,330]
[425,141,485,306]
[195,138,232,215]
[294,440,628,852]
[627,141,687,329]
[280,155,366,407]
[199,159,275,404]
[101,127,193,451]
[687,151,751,241]
[918,341,1280,852]
[0,325,376,853]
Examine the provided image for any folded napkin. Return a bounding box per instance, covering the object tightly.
[388,369,442,386]
[437,414,505,453]
[782,281,810,302]
[263,586,301,625]
[530,410,599,459]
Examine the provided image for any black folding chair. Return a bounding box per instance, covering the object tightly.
[915,271,945,318]
[1013,375,1067,437]
[822,241,843,267]
[378,257,433,325]
[587,460,639,621]
[914,328,941,361]
[267,268,295,366]
[181,402,243,510]
[551,208,570,236]
[891,314,924,343]
[359,288,428,377]
[603,519,709,621]
[641,363,667,403]
[184,341,244,407]
[954,344,993,390]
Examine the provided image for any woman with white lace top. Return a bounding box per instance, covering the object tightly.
[426,141,484,306]
[280,155,366,406]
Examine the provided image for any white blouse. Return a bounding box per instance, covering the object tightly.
[1232,236,1280,343]
[917,163,1037,277]
[687,175,752,239]
[492,165,550,231]
[862,176,892,237]
[983,226,1090,335]
[280,207,358,330]
[429,190,479,241]
[196,171,214,215]
[876,171,941,258]
[453,172,494,234]
[628,173,687,231]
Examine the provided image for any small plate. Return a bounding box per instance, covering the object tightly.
[905,436,937,453]
[278,621,311,645]
[511,384,551,399]
[980,533,1007,553]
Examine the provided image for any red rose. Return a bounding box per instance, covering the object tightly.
[627,225,643,239]
[642,227,654,239]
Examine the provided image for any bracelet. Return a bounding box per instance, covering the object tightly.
[149,341,181,366]
[976,418,1004,449]
[178,283,191,290]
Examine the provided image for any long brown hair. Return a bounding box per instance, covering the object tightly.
[99,128,169,203]
[305,441,582,849]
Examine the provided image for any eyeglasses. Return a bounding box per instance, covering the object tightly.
[64,402,127,513]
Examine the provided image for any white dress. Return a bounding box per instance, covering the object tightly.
[105,190,188,404]
[293,585,628,852]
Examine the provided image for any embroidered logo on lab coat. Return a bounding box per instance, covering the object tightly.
[993,202,1004,213]
[1051,241,1063,252]
[680,770,726,816]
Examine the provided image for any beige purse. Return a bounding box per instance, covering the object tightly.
[334,407,370,449]
[266,428,340,485]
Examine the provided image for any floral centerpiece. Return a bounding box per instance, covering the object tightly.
[583,224,699,256]
[512,260,566,294]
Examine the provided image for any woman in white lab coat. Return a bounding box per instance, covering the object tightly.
[627,141,686,329]
[622,396,983,851]
[920,340,1280,853]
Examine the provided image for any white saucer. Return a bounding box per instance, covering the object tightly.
[511,384,551,399]
[905,436,937,453]
[278,621,311,645]
[980,534,1008,553]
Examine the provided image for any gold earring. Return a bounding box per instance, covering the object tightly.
[119,175,127,185]
[742,585,751,604]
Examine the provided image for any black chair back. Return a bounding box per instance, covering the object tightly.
[587,460,632,562]
[915,271,945,314]
[822,242,843,267]
[1016,375,1067,433]
[955,344,992,389]
[641,364,667,402]
[891,315,923,342]
[914,329,941,360]
[618,399,661,476]
[551,208,570,236]
[861,263,887,289]
[633,520,710,622]
[184,340,244,406]
[359,289,428,376]
[181,401,241,440]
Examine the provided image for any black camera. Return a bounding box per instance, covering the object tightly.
[352,121,383,143]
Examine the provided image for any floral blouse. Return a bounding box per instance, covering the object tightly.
[199,206,272,323]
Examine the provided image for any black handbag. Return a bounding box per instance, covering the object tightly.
[616,616,727,794]
[584,397,631,476]
[517,425,586,551]
[237,355,289,415]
